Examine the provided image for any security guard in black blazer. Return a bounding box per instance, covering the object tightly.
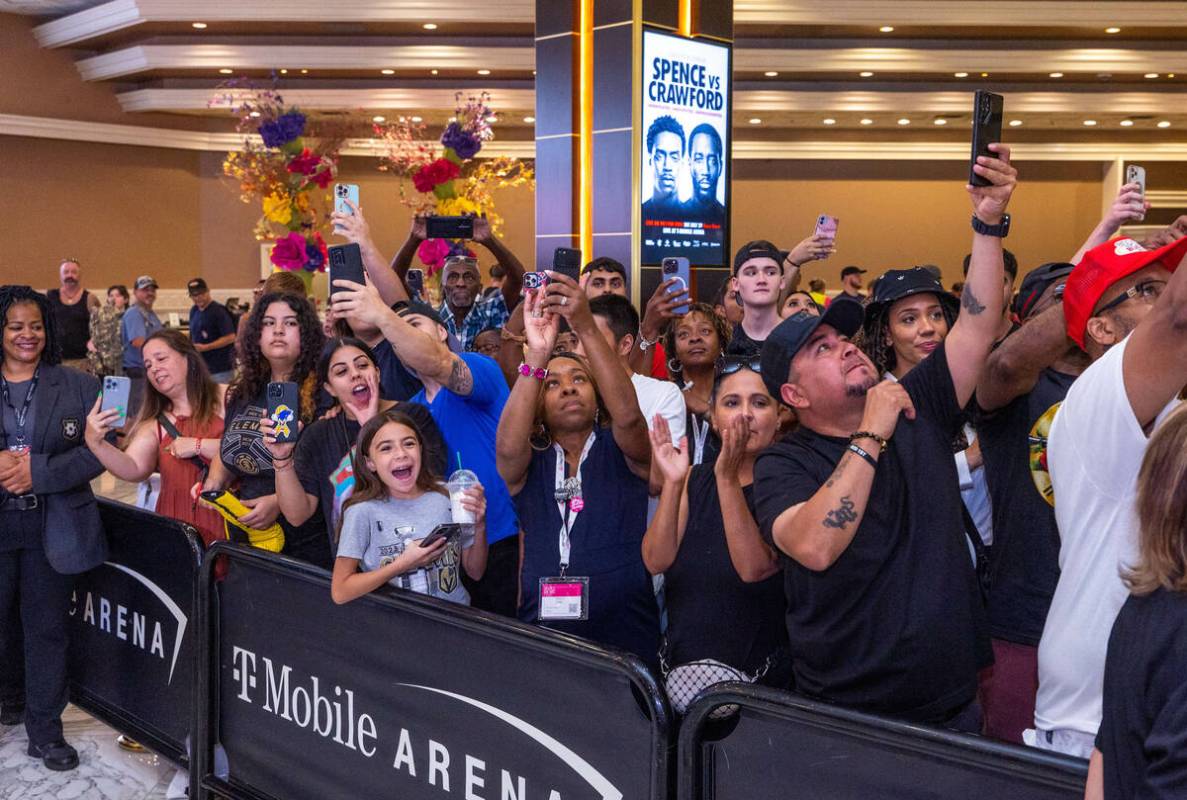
[0,286,107,771]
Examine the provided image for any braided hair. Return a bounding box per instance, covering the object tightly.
[861,294,959,378]
[0,285,61,366]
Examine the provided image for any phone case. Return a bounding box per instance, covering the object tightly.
[814,215,839,239]
[328,243,365,295]
[425,216,474,240]
[100,376,131,427]
[334,183,360,216]
[406,268,425,297]
[661,257,691,315]
[267,382,300,444]
[969,91,1004,188]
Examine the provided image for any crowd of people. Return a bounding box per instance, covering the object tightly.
[3,146,1187,798]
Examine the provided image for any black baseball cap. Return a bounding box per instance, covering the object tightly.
[760,297,865,401]
[398,301,444,325]
[187,278,208,296]
[733,240,782,274]
[863,267,959,339]
[1012,261,1074,320]
[840,266,867,279]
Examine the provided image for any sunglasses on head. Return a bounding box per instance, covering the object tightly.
[715,355,762,377]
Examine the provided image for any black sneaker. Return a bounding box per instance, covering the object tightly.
[27,739,79,771]
[0,703,23,726]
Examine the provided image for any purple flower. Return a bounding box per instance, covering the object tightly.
[304,239,325,271]
[440,121,481,159]
[258,110,306,148]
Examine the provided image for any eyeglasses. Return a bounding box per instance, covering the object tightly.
[1095,279,1166,316]
[715,356,762,377]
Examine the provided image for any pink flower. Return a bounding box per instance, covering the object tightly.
[270,232,309,271]
[286,147,321,176]
[308,168,334,189]
[417,238,451,269]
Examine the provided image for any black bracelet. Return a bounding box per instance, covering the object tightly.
[848,443,878,469]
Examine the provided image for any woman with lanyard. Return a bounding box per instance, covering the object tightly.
[83,329,226,547]
[496,274,659,669]
[643,355,789,711]
[264,337,447,551]
[0,286,107,771]
[662,302,730,466]
[202,292,332,568]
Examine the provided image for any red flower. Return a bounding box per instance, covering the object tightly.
[286,147,322,176]
[412,158,460,193]
[309,168,334,189]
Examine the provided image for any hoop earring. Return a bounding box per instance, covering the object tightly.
[667,357,683,375]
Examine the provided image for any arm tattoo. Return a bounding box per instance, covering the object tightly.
[445,356,474,395]
[961,285,986,315]
[823,496,858,530]
[823,452,851,489]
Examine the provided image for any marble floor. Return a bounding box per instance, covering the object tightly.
[0,474,182,799]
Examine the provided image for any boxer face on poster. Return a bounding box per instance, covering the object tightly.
[687,124,723,211]
[645,115,685,211]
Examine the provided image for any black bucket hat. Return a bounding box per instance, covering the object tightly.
[862,267,960,340]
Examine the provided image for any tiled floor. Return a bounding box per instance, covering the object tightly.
[0,474,181,799]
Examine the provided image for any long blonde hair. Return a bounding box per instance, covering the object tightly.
[1128,405,1187,595]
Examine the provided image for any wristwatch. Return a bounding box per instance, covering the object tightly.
[971,213,1011,238]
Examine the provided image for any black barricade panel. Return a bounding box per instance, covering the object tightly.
[213,555,662,800]
[685,688,1086,800]
[67,500,202,764]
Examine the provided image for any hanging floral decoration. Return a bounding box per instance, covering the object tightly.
[212,79,351,275]
[374,92,534,277]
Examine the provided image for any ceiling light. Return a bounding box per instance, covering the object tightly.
[1169,73,1177,78]
[897,118,910,125]
[1049,72,1063,78]
[523,116,535,123]
[1145,73,1159,79]
[934,118,947,126]
[879,26,894,33]
[859,71,874,77]
[300,69,309,74]
[279,68,288,74]
[410,116,423,123]
[381,69,395,75]
[1158,120,1172,128]
[372,115,386,123]
[1009,119,1023,127]
[748,118,762,124]
[764,71,778,77]
[822,118,836,125]
[1120,119,1134,127]
[1083,119,1097,126]
[191,22,207,29]
[1105,27,1121,34]
[430,69,439,75]
[860,118,874,125]
[218,68,233,74]
[422,23,438,30]
[477,69,491,75]
[954,72,968,78]
[981,72,989,77]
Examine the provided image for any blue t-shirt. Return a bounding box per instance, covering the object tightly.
[120,304,164,369]
[410,353,516,544]
[372,338,424,402]
[189,301,236,373]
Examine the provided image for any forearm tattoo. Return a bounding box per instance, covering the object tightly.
[961,285,986,315]
[823,496,858,530]
[824,452,851,489]
[446,356,474,395]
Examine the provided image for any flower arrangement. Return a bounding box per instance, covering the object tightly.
[375,92,534,277]
[213,80,350,278]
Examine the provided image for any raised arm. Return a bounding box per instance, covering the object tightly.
[944,143,1018,408]
[976,300,1072,412]
[390,216,428,281]
[1070,181,1148,265]
[1120,241,1187,426]
[496,301,527,385]
[770,381,913,571]
[83,397,158,483]
[332,201,410,306]
[641,416,690,574]
[260,417,320,527]
[632,278,689,374]
[471,217,525,308]
[715,416,779,582]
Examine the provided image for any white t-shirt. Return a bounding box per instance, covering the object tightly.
[631,372,686,444]
[1035,336,1180,735]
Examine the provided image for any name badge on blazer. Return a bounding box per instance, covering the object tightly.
[62,417,81,441]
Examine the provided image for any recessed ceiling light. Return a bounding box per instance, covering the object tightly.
[859,71,874,77]
[381,69,395,76]
[1120,119,1134,127]
[279,68,288,74]
[879,26,894,33]
[748,117,762,124]
[897,118,910,125]
[300,69,309,74]
[822,118,836,125]
[372,116,386,123]
[411,116,423,123]
[430,69,439,75]
[860,118,874,125]
[1158,120,1172,128]
[1049,72,1064,78]
[1145,73,1159,79]
[523,116,535,123]
[422,23,438,30]
[764,71,778,77]
[191,22,207,29]
[981,72,990,77]
[1009,119,1023,127]
[218,68,233,74]
[1170,73,1177,78]
[1105,27,1121,34]
[477,69,491,75]
[954,72,968,78]
[933,118,947,126]
[1083,119,1097,126]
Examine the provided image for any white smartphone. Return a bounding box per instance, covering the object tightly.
[1125,165,1146,221]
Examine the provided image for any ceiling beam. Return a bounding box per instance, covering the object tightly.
[734,1,1187,28]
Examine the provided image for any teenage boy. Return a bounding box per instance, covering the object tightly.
[728,240,785,355]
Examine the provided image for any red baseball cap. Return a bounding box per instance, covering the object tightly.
[1064,235,1187,348]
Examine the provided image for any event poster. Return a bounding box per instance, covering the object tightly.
[640,29,731,266]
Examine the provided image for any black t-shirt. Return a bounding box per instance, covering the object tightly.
[371,338,424,402]
[977,368,1076,646]
[665,464,787,675]
[753,341,991,723]
[189,301,236,373]
[727,323,763,357]
[1098,588,1187,799]
[48,289,91,359]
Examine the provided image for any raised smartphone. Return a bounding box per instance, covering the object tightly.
[406,268,425,300]
[333,183,359,216]
[100,375,131,427]
[1126,165,1147,221]
[552,247,582,282]
[661,256,691,315]
[425,216,474,240]
[328,243,365,297]
[814,214,839,240]
[266,381,300,444]
[969,90,1004,188]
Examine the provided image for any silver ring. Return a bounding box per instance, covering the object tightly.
[561,296,568,307]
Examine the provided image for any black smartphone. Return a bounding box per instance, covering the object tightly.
[266,381,300,444]
[420,522,463,547]
[406,268,425,299]
[328,243,365,296]
[552,247,581,282]
[969,90,1004,188]
[425,216,474,240]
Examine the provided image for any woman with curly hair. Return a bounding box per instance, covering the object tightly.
[203,292,330,567]
[662,302,730,465]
